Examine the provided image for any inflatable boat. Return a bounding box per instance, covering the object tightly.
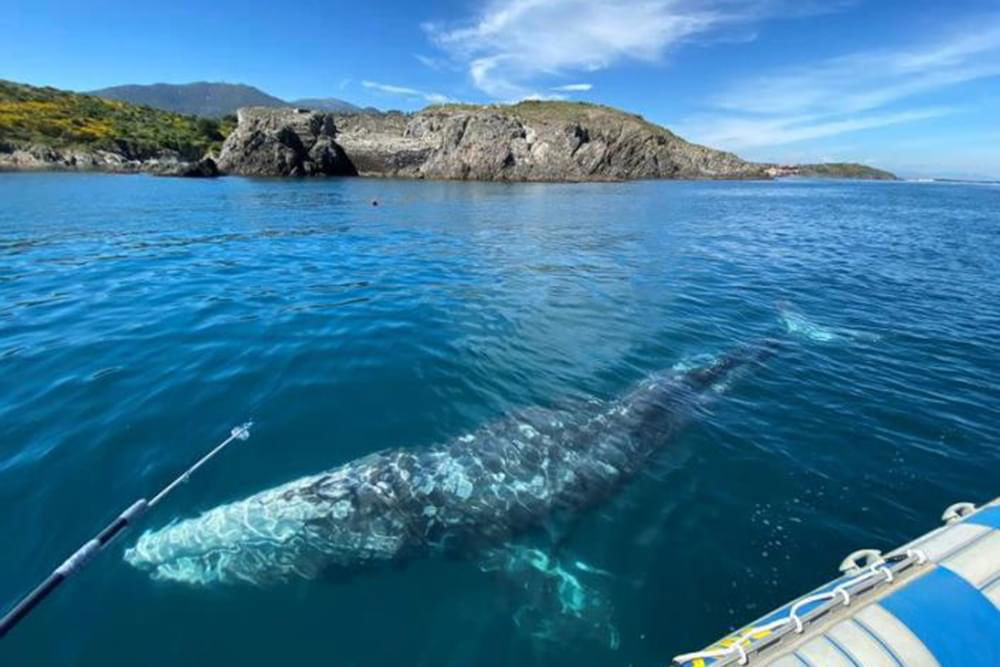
[672,497,1000,666]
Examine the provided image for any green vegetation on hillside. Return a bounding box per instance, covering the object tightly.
[429,99,677,135]
[0,80,234,160]
[797,162,896,180]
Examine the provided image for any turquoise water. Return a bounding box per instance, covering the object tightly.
[1,173,997,665]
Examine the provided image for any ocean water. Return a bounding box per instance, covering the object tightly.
[0,173,997,666]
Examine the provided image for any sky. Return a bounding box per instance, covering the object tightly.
[4,0,1000,179]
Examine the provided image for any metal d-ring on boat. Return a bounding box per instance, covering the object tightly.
[672,496,1000,667]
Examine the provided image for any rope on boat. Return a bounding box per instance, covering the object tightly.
[0,422,253,640]
[670,547,932,667]
[670,500,985,666]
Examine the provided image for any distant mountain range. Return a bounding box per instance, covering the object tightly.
[290,97,374,114]
[87,82,363,117]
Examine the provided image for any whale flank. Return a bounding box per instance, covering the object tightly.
[124,346,775,644]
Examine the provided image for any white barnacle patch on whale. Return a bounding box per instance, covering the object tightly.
[518,423,539,439]
[529,475,546,494]
[331,500,352,519]
[455,477,474,499]
[436,457,476,500]
[414,475,435,496]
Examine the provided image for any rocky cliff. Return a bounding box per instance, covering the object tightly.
[0,79,898,182]
[216,107,355,177]
[216,102,767,181]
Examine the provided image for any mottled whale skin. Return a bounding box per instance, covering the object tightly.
[124,343,776,586]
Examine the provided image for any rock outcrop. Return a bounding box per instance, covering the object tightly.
[215,102,767,181]
[335,103,764,181]
[216,107,356,177]
[0,143,223,177]
[149,156,221,178]
[0,142,144,172]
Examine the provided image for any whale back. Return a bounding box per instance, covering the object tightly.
[124,348,768,586]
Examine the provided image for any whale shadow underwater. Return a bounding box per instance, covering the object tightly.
[125,310,865,647]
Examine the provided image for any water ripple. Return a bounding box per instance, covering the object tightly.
[0,174,997,666]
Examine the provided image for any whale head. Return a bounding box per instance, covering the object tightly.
[124,464,410,585]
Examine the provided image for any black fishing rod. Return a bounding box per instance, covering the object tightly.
[0,422,253,639]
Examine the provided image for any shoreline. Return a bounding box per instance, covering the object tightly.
[0,166,915,186]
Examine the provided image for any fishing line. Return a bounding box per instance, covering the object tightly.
[0,421,253,639]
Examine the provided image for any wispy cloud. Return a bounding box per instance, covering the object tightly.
[423,0,828,100]
[414,54,456,71]
[552,83,592,92]
[680,21,1000,150]
[415,54,440,69]
[715,27,1000,115]
[681,107,957,151]
[361,80,455,105]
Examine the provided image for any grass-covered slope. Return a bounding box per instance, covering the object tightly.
[0,80,233,160]
[796,162,897,180]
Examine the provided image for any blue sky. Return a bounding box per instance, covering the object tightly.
[5,0,1000,178]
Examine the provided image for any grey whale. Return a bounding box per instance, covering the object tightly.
[125,342,776,587]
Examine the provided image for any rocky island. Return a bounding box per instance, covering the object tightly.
[217,103,764,180]
[764,162,897,180]
[0,79,897,182]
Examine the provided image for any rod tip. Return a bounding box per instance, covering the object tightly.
[232,421,253,440]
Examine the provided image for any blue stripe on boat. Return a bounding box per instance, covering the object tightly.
[881,566,1000,666]
[850,618,904,667]
[965,505,1000,530]
[793,651,816,667]
[824,634,861,667]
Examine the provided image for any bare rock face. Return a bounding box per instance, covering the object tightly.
[150,156,220,178]
[216,107,356,177]
[332,102,765,181]
[0,142,223,177]
[331,112,433,175]
[0,143,144,173]
[216,101,766,181]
